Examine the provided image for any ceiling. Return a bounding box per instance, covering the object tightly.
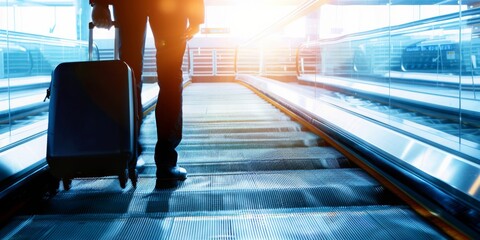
[4,0,479,7]
[206,0,480,6]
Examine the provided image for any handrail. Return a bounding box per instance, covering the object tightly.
[1,29,92,79]
[240,0,328,47]
[240,1,480,48]
[300,7,480,47]
[0,29,87,47]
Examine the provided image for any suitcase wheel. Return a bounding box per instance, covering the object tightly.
[119,170,128,189]
[62,178,72,191]
[129,169,138,188]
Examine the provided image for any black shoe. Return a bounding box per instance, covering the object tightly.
[155,166,187,189]
[157,166,187,180]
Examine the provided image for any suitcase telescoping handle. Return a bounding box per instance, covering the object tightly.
[88,21,119,61]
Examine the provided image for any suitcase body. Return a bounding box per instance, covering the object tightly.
[46,60,137,189]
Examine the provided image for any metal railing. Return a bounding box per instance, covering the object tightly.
[97,46,299,79]
[186,47,297,77]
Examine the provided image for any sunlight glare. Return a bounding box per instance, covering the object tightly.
[230,1,296,38]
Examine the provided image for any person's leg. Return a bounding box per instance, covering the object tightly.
[113,2,147,167]
[114,1,147,121]
[149,10,188,181]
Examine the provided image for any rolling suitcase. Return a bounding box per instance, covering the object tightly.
[46,22,138,190]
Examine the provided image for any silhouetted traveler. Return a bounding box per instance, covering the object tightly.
[90,0,204,187]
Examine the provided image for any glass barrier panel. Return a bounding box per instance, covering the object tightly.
[295,2,480,157]
[0,0,9,140]
[0,1,88,147]
[459,7,480,150]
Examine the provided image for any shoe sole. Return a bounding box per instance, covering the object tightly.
[155,179,185,189]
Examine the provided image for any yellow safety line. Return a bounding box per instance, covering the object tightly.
[237,80,470,240]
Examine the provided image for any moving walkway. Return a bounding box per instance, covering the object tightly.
[0,82,455,239]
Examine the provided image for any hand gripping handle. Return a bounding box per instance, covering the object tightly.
[88,21,119,61]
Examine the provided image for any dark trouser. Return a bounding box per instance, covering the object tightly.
[114,1,187,170]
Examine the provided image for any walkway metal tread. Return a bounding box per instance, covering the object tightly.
[142,121,305,134]
[15,169,401,217]
[141,132,323,148]
[39,168,384,193]
[2,206,447,240]
[0,82,448,239]
[178,147,345,162]
[140,146,352,171]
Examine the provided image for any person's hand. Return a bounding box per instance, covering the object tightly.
[91,4,113,29]
[185,24,200,41]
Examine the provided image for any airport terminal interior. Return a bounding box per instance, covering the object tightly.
[1,0,480,239]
